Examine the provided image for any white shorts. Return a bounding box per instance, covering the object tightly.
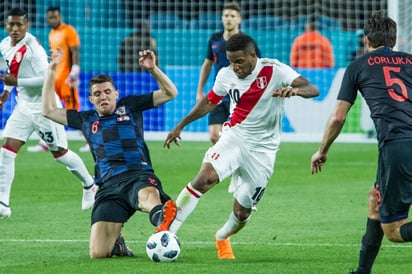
[2,99,68,151]
[202,127,277,209]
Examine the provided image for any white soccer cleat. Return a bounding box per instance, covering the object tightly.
[0,202,11,218]
[27,144,48,152]
[82,184,97,211]
[79,143,90,152]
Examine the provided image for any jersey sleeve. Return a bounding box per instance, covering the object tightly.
[273,60,301,86]
[205,36,214,61]
[65,25,80,48]
[337,64,358,104]
[118,94,154,112]
[66,109,85,129]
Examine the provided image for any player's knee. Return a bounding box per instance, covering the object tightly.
[191,179,214,194]
[233,208,251,222]
[192,165,219,193]
[89,246,110,259]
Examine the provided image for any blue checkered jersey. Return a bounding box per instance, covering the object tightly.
[66,94,155,185]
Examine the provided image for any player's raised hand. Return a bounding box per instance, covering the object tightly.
[163,127,183,149]
[139,50,157,71]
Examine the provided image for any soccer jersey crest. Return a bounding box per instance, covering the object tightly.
[15,52,23,63]
[115,106,126,115]
[115,106,130,122]
[256,76,267,89]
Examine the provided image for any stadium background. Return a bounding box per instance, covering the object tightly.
[1,0,408,141]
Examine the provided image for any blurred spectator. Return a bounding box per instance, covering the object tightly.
[290,15,334,68]
[118,19,158,72]
[349,29,367,62]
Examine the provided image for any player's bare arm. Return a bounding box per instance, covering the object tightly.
[196,59,213,101]
[272,76,319,98]
[139,50,178,106]
[41,48,68,125]
[311,100,352,174]
[164,96,217,148]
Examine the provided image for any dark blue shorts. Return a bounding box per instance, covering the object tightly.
[377,140,412,223]
[209,98,230,125]
[91,171,171,225]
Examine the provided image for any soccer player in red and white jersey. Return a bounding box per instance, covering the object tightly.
[27,6,89,153]
[164,33,319,259]
[0,8,96,217]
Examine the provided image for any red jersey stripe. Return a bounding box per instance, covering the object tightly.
[229,66,273,126]
[9,45,27,77]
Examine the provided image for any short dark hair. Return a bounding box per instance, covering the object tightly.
[223,2,241,14]
[306,15,318,31]
[226,33,255,53]
[89,74,116,92]
[364,10,396,48]
[47,7,61,14]
[8,7,28,20]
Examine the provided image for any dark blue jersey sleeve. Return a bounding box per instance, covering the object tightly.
[67,109,93,129]
[337,62,360,104]
[118,93,154,112]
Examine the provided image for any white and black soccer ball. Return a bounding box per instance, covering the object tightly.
[146,231,181,262]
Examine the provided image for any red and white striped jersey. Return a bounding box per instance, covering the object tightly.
[0,32,49,103]
[207,58,300,150]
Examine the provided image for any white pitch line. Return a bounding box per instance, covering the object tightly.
[1,239,412,248]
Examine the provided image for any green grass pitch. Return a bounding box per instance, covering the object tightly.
[1,140,411,273]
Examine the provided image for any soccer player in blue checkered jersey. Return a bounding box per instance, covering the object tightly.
[42,48,178,258]
[165,33,319,259]
[311,11,412,274]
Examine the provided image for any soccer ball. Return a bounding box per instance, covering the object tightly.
[146,231,181,262]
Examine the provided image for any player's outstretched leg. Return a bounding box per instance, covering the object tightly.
[0,148,16,218]
[169,183,203,234]
[215,236,235,259]
[54,149,95,210]
[82,184,98,210]
[215,211,251,259]
[156,200,177,232]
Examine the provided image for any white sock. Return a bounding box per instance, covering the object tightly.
[169,182,203,234]
[0,148,17,206]
[215,211,251,240]
[55,149,94,188]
